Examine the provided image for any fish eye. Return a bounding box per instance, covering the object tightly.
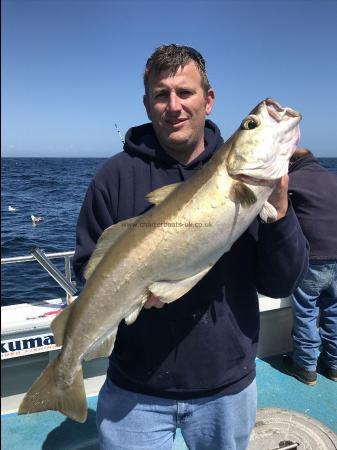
[240,117,259,130]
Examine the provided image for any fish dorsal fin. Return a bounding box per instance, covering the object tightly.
[84,216,138,280]
[149,265,213,304]
[51,303,75,346]
[259,201,278,223]
[83,327,117,361]
[229,181,257,207]
[145,183,181,205]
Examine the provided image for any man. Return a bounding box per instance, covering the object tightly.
[73,44,308,450]
[283,148,337,385]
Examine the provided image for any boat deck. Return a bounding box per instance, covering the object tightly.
[2,355,336,450]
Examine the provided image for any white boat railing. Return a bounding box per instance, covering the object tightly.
[1,250,74,265]
[1,249,77,304]
[1,250,294,359]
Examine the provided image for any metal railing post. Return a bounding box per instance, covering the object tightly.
[64,255,77,305]
[30,248,78,298]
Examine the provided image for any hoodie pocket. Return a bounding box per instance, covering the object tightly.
[222,309,247,362]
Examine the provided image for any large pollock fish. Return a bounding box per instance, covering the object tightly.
[18,98,301,422]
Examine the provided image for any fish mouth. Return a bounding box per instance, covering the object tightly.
[265,98,301,124]
[249,98,301,125]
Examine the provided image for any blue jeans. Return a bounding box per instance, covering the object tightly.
[96,378,257,450]
[291,261,337,371]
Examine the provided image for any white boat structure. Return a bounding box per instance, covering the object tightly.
[1,250,336,449]
[1,249,109,414]
[1,248,292,410]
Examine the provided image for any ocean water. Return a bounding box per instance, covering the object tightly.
[1,158,106,305]
[1,157,337,306]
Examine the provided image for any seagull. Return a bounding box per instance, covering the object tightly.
[8,206,17,212]
[31,215,43,225]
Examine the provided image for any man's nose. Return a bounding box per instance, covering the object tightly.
[166,92,181,112]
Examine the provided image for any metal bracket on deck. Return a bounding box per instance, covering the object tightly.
[30,247,78,304]
[271,442,300,450]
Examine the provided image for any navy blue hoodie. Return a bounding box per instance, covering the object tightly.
[289,153,337,261]
[73,120,309,398]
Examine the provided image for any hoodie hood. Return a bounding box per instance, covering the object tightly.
[124,120,224,170]
[289,153,318,174]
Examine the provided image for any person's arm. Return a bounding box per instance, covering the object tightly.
[73,180,114,282]
[255,175,309,297]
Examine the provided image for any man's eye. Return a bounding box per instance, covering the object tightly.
[154,92,168,99]
[179,90,192,98]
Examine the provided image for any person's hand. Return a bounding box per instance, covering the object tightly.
[267,174,289,222]
[143,292,165,309]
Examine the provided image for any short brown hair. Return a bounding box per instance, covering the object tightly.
[144,44,211,96]
[290,147,313,163]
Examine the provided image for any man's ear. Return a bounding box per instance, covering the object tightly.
[205,88,215,115]
[143,95,152,120]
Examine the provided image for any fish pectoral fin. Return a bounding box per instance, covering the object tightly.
[149,266,213,304]
[83,328,117,361]
[259,201,278,223]
[124,306,142,325]
[145,183,181,205]
[84,216,139,280]
[124,292,148,325]
[229,181,257,207]
[51,302,75,346]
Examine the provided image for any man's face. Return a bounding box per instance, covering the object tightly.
[143,62,215,159]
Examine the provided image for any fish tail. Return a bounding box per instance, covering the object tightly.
[18,357,87,423]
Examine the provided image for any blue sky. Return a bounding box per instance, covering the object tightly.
[2,0,337,157]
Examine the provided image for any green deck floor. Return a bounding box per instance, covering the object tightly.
[2,355,336,450]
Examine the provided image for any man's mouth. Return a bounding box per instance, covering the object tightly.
[166,118,187,126]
